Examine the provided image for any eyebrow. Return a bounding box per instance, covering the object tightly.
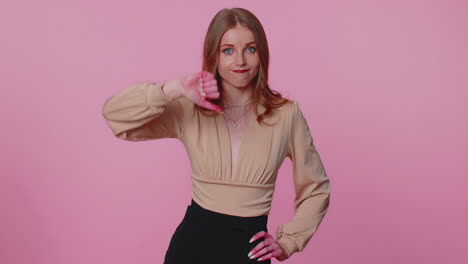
[220,41,256,47]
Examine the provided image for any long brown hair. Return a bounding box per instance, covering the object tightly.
[197,7,291,126]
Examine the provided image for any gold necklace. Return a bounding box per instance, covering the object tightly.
[223,102,254,127]
[224,100,254,107]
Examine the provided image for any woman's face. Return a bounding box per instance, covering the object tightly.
[217,25,260,91]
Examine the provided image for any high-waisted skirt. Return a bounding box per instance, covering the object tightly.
[163,199,271,264]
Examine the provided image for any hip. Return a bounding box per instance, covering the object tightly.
[163,199,271,264]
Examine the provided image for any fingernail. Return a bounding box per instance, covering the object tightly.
[248,251,253,258]
[249,237,254,243]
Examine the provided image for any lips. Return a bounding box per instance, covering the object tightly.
[232,70,249,73]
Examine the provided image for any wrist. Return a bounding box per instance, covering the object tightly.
[277,243,289,261]
[161,79,185,100]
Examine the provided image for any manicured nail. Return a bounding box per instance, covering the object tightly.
[248,251,253,257]
[257,257,263,261]
[249,237,254,243]
[249,254,255,259]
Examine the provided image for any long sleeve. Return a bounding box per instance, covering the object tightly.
[276,101,331,260]
[101,81,186,141]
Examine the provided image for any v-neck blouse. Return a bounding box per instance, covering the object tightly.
[101,81,331,260]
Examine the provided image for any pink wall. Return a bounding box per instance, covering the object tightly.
[1,0,467,263]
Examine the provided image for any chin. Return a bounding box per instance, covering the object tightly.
[234,83,254,89]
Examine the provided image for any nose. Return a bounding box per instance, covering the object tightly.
[234,52,246,66]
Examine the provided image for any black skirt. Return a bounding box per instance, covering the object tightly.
[163,199,271,264]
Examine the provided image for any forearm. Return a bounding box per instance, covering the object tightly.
[101,81,184,140]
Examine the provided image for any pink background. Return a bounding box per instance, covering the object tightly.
[1,0,467,263]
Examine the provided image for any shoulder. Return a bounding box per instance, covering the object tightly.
[278,99,309,133]
[282,99,307,122]
[262,98,297,128]
[276,98,298,121]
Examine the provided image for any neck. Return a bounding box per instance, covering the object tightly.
[221,81,254,105]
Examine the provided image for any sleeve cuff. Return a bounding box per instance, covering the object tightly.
[145,82,173,107]
[277,241,292,260]
[276,229,300,260]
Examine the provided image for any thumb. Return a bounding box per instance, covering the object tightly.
[199,99,223,113]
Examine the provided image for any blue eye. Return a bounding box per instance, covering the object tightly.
[247,46,256,53]
[223,48,233,54]
[222,46,256,54]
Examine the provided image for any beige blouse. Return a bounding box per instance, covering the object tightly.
[101,81,331,260]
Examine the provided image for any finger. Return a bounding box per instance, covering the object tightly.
[200,99,223,113]
[249,230,268,243]
[202,77,216,85]
[204,91,220,99]
[203,72,216,82]
[248,241,274,260]
[202,71,216,82]
[197,71,204,83]
[257,252,275,261]
[201,71,209,81]
[198,79,205,93]
[204,78,217,86]
[199,79,216,91]
[198,79,218,96]
[203,83,218,92]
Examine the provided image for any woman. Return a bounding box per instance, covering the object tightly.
[101,7,331,263]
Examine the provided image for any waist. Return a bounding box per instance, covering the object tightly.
[191,174,275,217]
[187,199,268,228]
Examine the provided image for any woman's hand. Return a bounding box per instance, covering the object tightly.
[248,231,288,262]
[178,71,223,113]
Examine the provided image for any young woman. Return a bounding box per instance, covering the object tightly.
[102,7,331,264]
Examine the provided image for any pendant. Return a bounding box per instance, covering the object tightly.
[232,122,237,127]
